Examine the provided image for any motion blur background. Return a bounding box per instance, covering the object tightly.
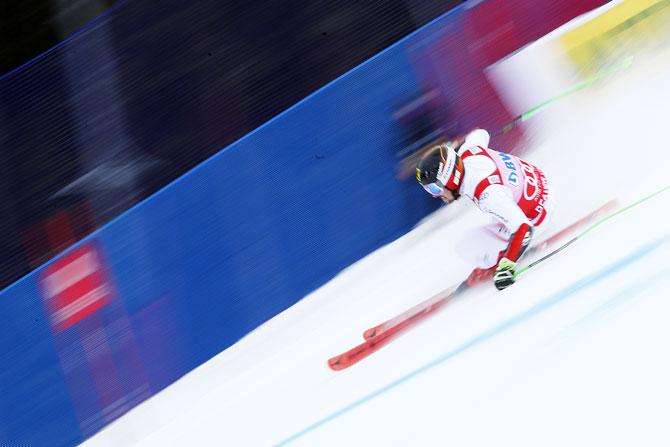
[0,0,464,289]
[5,0,668,445]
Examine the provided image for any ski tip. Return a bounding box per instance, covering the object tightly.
[363,327,379,340]
[327,356,347,371]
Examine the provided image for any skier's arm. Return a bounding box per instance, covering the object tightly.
[493,224,532,291]
[476,184,531,247]
[458,128,490,153]
[477,185,533,290]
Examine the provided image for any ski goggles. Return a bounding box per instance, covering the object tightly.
[421,182,445,196]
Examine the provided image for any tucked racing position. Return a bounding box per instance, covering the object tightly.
[416,129,553,290]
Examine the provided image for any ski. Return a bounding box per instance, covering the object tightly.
[361,198,617,341]
[361,281,467,341]
[327,199,617,371]
[328,281,468,371]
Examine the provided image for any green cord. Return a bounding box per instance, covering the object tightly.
[578,184,670,239]
[517,184,670,277]
[520,56,634,122]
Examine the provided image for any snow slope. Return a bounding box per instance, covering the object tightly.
[86,19,670,447]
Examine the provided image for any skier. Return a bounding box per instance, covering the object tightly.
[415,128,553,290]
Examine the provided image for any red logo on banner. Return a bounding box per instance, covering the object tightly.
[40,244,112,332]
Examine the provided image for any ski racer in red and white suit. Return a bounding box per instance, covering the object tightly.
[415,128,554,290]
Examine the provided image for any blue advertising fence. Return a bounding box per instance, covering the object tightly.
[0,17,435,447]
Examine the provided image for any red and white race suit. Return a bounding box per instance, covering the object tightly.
[457,129,552,234]
[456,129,553,268]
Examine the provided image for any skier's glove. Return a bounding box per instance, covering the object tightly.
[493,257,517,290]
